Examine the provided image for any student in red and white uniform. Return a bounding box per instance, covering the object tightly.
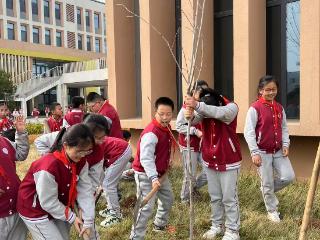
[31,107,40,120]
[244,75,295,223]
[98,136,132,228]
[17,124,96,240]
[63,96,85,128]
[0,116,29,240]
[185,88,242,240]
[176,80,208,203]
[43,102,63,133]
[0,102,14,133]
[86,92,123,139]
[35,114,110,194]
[130,97,175,240]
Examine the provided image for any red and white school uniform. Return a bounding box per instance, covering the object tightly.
[244,98,295,213]
[192,98,242,235]
[176,106,207,201]
[99,137,131,220]
[46,116,63,133]
[17,149,96,240]
[63,109,84,128]
[98,100,123,139]
[0,117,14,133]
[130,119,174,240]
[0,132,29,240]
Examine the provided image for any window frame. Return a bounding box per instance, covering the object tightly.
[7,22,15,40]
[32,27,40,44]
[20,24,27,42]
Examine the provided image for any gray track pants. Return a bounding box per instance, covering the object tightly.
[130,173,174,240]
[258,150,295,212]
[0,213,27,240]
[180,150,207,201]
[205,167,240,231]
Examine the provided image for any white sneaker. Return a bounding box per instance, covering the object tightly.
[202,225,223,239]
[267,211,281,223]
[99,208,112,218]
[222,230,240,240]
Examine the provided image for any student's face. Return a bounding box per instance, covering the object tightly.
[53,105,63,117]
[94,131,107,145]
[0,105,8,118]
[87,101,101,113]
[155,105,173,127]
[64,143,93,163]
[259,81,278,102]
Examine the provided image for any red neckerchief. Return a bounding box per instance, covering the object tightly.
[53,149,77,220]
[258,97,281,129]
[152,118,178,152]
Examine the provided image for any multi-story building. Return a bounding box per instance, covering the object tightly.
[0,0,107,115]
[106,0,319,178]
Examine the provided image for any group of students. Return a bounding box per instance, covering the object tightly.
[0,75,296,240]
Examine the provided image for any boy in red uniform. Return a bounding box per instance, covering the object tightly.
[86,92,123,139]
[130,97,175,240]
[0,115,30,240]
[0,102,14,133]
[43,102,63,133]
[63,96,85,128]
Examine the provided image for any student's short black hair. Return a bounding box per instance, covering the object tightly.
[122,129,131,141]
[258,75,279,95]
[50,102,61,112]
[71,96,85,108]
[155,97,174,111]
[86,92,104,103]
[199,88,224,106]
[83,113,110,136]
[1,129,16,142]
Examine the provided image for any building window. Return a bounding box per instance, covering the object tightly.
[32,0,39,21]
[6,0,14,16]
[86,36,91,51]
[77,8,82,26]
[103,14,106,35]
[55,2,61,26]
[45,29,51,45]
[95,38,100,52]
[267,0,300,119]
[33,27,40,44]
[78,34,83,50]
[20,0,26,19]
[21,25,27,42]
[44,0,50,24]
[85,10,90,31]
[7,22,15,40]
[94,13,100,33]
[56,31,62,47]
[104,38,107,53]
[214,0,234,100]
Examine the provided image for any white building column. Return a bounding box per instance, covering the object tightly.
[21,99,28,119]
[57,83,68,110]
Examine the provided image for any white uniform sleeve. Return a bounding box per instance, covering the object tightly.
[244,107,260,156]
[281,108,290,148]
[34,170,76,224]
[88,160,104,192]
[34,132,59,155]
[194,102,238,124]
[9,131,29,161]
[77,162,95,229]
[43,119,51,134]
[176,108,198,135]
[62,118,70,128]
[140,132,158,181]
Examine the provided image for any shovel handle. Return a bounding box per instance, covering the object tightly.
[141,185,161,207]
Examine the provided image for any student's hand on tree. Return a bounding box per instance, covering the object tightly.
[152,179,161,189]
[283,147,289,157]
[14,116,26,133]
[73,216,83,235]
[184,108,194,120]
[252,154,262,167]
[196,129,203,138]
[184,96,198,109]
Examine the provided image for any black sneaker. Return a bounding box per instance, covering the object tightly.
[153,224,166,232]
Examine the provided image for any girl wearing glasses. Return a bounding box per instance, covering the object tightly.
[17,124,95,240]
[244,75,295,222]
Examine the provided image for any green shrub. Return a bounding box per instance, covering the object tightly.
[26,123,43,135]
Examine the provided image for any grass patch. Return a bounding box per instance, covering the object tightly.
[17,145,320,239]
